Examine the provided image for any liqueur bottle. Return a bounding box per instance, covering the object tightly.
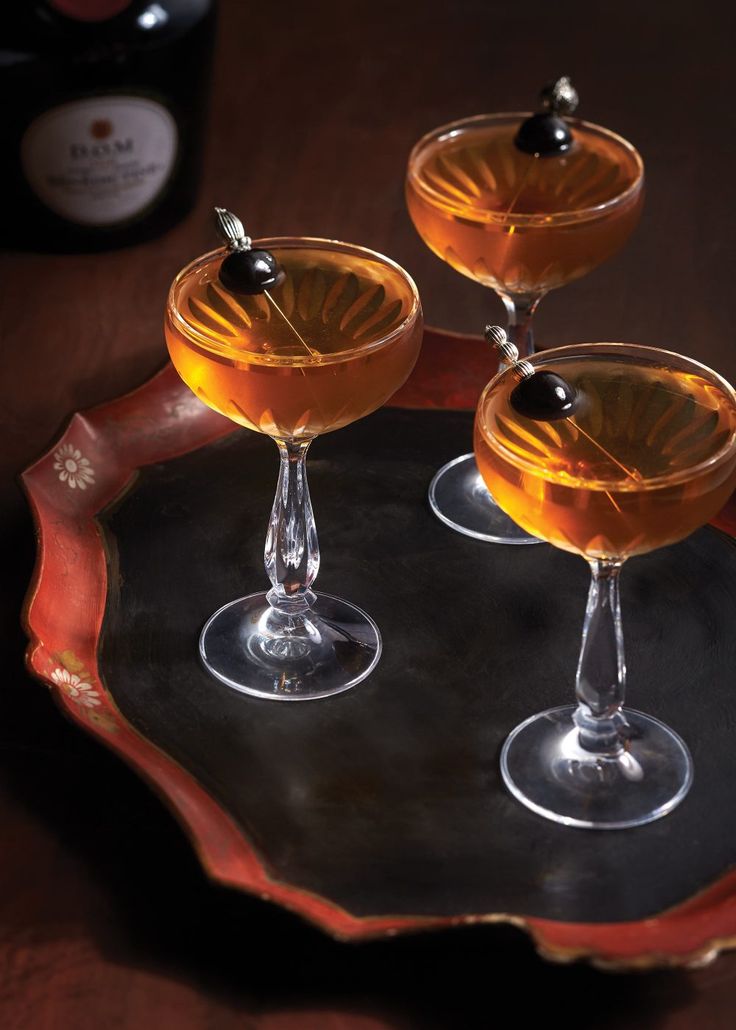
[2,1,216,251]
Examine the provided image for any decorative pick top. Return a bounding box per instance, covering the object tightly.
[514,76,579,157]
[485,325,578,421]
[214,207,285,295]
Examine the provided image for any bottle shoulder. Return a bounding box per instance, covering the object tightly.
[3,1,216,59]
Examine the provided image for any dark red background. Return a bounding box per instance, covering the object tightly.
[3,1,736,1025]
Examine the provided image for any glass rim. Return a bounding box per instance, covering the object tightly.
[166,237,422,366]
[406,112,644,226]
[476,342,736,491]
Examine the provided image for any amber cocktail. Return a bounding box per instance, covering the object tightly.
[475,349,736,560]
[167,242,421,440]
[475,337,736,827]
[406,114,642,299]
[166,226,423,700]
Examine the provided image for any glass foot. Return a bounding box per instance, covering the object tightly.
[428,453,542,544]
[500,705,693,829]
[199,591,381,701]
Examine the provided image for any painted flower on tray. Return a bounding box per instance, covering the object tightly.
[53,444,95,490]
[51,667,101,708]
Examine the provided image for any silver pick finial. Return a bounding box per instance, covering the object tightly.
[541,76,579,116]
[484,325,534,380]
[214,207,252,251]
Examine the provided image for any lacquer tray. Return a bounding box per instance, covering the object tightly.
[22,328,736,971]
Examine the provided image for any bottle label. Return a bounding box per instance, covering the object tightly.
[21,96,178,227]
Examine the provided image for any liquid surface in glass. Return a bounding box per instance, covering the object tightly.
[166,245,422,439]
[407,119,643,295]
[475,355,736,559]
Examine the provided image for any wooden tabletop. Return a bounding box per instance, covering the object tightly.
[3,0,736,1025]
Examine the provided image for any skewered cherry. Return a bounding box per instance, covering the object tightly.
[514,75,579,157]
[510,370,578,421]
[219,248,285,295]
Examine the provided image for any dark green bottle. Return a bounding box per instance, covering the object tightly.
[2,1,217,251]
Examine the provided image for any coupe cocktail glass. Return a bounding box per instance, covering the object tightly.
[407,99,644,543]
[166,223,423,700]
[474,337,736,827]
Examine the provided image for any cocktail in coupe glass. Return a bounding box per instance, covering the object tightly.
[474,331,736,828]
[406,78,644,543]
[165,210,423,700]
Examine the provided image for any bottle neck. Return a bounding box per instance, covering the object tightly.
[32,0,214,46]
[46,0,134,22]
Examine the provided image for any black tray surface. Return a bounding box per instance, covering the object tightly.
[99,407,736,925]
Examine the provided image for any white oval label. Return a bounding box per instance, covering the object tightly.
[21,96,178,226]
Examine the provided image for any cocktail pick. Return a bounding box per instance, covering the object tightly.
[500,77,579,226]
[484,326,641,482]
[214,207,318,358]
[515,76,579,157]
[485,324,577,421]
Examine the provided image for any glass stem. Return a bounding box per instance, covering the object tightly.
[264,439,319,615]
[574,559,628,754]
[500,293,542,360]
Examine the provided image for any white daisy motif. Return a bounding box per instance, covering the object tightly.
[51,668,102,708]
[53,444,95,490]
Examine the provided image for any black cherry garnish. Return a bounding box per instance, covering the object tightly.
[213,206,285,295]
[219,249,285,295]
[484,324,579,422]
[514,76,579,157]
[510,370,578,421]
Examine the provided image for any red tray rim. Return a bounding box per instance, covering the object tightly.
[20,327,736,972]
